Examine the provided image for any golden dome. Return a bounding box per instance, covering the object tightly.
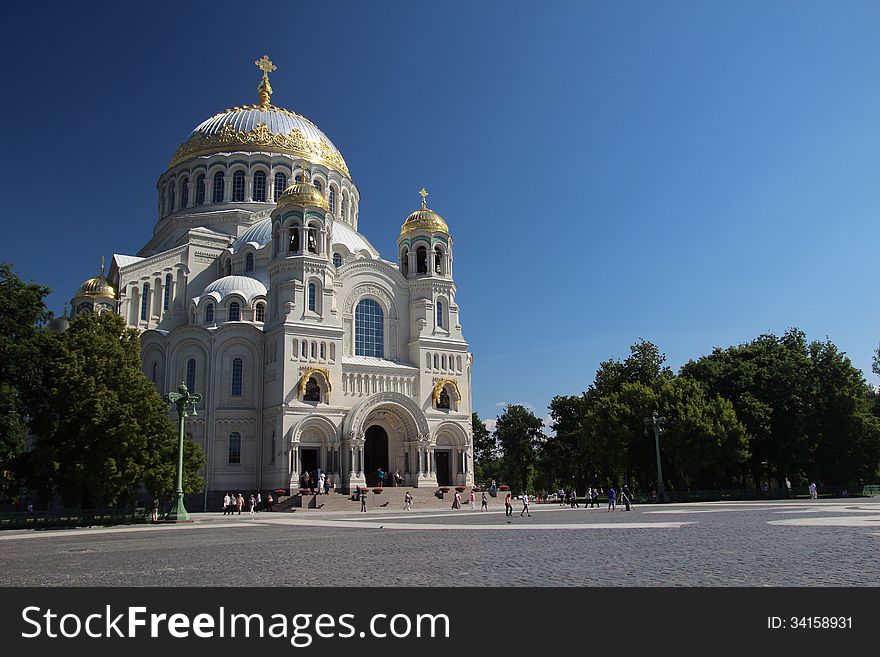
[78,276,116,299]
[275,167,329,212]
[77,257,116,299]
[400,188,448,236]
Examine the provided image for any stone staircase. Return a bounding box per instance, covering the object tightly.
[272,486,498,513]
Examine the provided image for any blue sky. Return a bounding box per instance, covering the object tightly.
[2,1,879,428]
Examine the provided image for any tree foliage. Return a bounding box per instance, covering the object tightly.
[27,312,205,507]
[494,404,545,493]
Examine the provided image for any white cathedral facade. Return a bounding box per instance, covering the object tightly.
[68,57,474,505]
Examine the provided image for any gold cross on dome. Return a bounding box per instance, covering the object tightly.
[255,55,276,77]
[419,187,428,209]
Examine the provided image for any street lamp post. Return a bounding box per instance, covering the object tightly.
[163,382,201,522]
[643,410,668,503]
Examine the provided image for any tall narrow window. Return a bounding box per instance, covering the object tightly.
[355,298,384,358]
[213,172,225,203]
[308,283,316,311]
[320,342,326,359]
[290,226,300,253]
[434,247,443,274]
[255,302,265,322]
[169,183,177,213]
[328,189,336,213]
[274,172,287,201]
[196,175,205,205]
[140,283,150,320]
[163,273,172,311]
[307,226,318,254]
[232,171,245,202]
[205,303,214,323]
[253,171,266,202]
[401,249,409,276]
[313,180,322,191]
[151,362,158,383]
[186,358,196,392]
[341,197,347,221]
[229,302,240,321]
[180,177,189,209]
[231,358,243,396]
[228,432,241,464]
[245,253,254,272]
[437,300,443,328]
[333,252,342,268]
[416,247,428,274]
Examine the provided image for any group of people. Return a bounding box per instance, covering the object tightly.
[373,468,405,487]
[222,491,274,515]
[300,470,334,495]
[449,490,490,511]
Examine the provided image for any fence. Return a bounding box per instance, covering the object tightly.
[0,508,148,530]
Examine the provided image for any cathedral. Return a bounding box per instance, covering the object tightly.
[68,57,474,506]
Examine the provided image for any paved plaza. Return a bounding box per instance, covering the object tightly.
[1,499,878,586]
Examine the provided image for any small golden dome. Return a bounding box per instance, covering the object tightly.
[400,188,448,236]
[276,166,329,212]
[77,257,116,299]
[78,277,116,299]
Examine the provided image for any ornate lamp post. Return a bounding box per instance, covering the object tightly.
[163,382,201,522]
[643,410,668,503]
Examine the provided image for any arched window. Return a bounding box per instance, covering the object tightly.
[307,226,318,253]
[304,376,321,402]
[416,246,428,274]
[442,354,447,370]
[295,174,303,182]
[274,172,287,201]
[232,170,245,202]
[401,249,409,276]
[313,180,322,191]
[181,178,189,209]
[308,282,316,311]
[169,182,176,213]
[229,302,240,321]
[301,341,307,358]
[140,283,150,320]
[163,273,173,311]
[437,300,443,328]
[434,246,443,274]
[438,387,451,410]
[186,358,196,392]
[253,171,266,202]
[228,432,241,464]
[290,225,300,253]
[151,362,157,383]
[328,188,336,213]
[205,303,214,324]
[456,355,462,372]
[160,186,166,215]
[255,302,265,322]
[320,342,326,360]
[196,175,206,205]
[426,353,431,369]
[355,298,384,358]
[433,353,439,370]
[333,252,342,268]
[245,253,254,272]
[329,343,336,361]
[213,172,225,203]
[311,342,317,359]
[231,358,243,396]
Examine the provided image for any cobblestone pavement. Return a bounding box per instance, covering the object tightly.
[1,499,878,586]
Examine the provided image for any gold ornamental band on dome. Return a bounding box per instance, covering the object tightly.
[168,117,351,178]
[431,378,461,405]
[298,367,332,401]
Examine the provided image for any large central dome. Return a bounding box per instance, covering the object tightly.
[169,104,350,178]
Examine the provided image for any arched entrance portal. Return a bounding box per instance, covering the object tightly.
[364,425,388,487]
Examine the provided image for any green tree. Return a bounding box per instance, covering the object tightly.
[494,404,545,493]
[0,263,52,501]
[472,412,501,484]
[28,312,204,507]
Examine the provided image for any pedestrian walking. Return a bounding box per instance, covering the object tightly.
[808,482,818,500]
[504,492,513,517]
[360,489,368,512]
[481,492,489,511]
[452,491,462,510]
[591,488,599,508]
[377,467,385,488]
[570,489,579,508]
[256,492,262,511]
[151,498,160,522]
[558,488,566,506]
[266,493,274,511]
[404,491,413,510]
[318,472,326,495]
[222,492,231,515]
[520,492,532,517]
[621,484,632,511]
[469,490,476,509]
[249,494,256,514]
[607,487,616,512]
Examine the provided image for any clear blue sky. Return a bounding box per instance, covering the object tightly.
[2,1,879,429]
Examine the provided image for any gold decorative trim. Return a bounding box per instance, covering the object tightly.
[298,367,332,401]
[431,378,461,406]
[169,117,350,178]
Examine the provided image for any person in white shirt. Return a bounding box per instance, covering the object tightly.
[808,482,818,499]
[520,492,531,517]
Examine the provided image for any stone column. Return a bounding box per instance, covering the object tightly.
[245,175,254,202]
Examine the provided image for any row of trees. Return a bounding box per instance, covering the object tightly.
[0,263,204,509]
[474,333,880,495]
